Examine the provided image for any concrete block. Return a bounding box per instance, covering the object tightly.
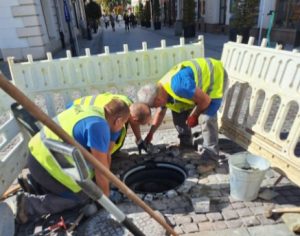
[213,221,228,230]
[259,189,279,200]
[225,219,243,229]
[11,5,38,17]
[198,222,214,231]
[22,16,40,27]
[191,197,210,213]
[191,214,208,223]
[18,0,36,4]
[27,36,45,47]
[236,208,253,217]
[222,209,239,220]
[206,212,223,222]
[181,223,199,233]
[16,26,43,38]
[174,215,192,225]
[242,216,260,227]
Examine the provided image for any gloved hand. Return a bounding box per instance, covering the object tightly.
[136,139,148,155]
[145,132,153,144]
[109,190,123,204]
[186,115,199,128]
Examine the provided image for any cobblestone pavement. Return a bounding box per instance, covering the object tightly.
[99,128,299,235]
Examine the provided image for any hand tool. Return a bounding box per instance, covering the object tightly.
[0,71,178,236]
[265,206,300,218]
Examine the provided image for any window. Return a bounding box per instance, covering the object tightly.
[275,0,300,29]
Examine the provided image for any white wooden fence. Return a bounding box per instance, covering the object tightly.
[220,36,300,184]
[0,37,204,196]
[1,35,300,197]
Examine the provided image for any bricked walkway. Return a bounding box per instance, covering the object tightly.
[105,128,299,235]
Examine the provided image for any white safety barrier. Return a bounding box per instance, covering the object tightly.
[0,37,204,196]
[220,36,300,184]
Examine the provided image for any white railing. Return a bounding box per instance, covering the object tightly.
[220,36,300,184]
[0,37,204,196]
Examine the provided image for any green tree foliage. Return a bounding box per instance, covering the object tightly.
[183,0,195,27]
[231,0,259,30]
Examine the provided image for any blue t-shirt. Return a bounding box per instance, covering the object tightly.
[73,116,120,153]
[171,67,222,117]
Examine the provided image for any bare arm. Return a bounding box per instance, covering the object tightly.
[189,88,211,117]
[91,148,111,196]
[129,118,142,141]
[148,107,167,136]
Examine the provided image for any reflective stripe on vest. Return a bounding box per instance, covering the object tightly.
[73,93,131,154]
[159,58,225,112]
[29,106,104,192]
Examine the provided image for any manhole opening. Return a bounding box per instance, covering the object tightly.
[122,161,187,194]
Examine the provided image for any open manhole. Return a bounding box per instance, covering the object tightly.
[122,161,187,194]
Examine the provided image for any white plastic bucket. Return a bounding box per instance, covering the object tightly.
[229,152,270,201]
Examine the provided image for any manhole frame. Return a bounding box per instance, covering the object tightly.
[121,161,187,194]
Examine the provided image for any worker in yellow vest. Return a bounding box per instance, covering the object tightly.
[137,58,227,162]
[69,93,152,154]
[16,99,130,224]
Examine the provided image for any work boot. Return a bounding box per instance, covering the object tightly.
[15,192,28,224]
[197,146,226,165]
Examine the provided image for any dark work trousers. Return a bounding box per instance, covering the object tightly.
[23,154,89,221]
[172,109,193,147]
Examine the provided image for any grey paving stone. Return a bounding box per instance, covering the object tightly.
[229,196,243,203]
[191,214,208,223]
[256,215,276,225]
[206,212,223,222]
[213,221,228,230]
[174,225,184,234]
[231,202,246,209]
[222,209,239,220]
[242,216,260,227]
[174,215,192,225]
[150,200,168,210]
[225,219,243,229]
[236,208,253,217]
[198,222,214,231]
[247,224,295,236]
[249,206,265,215]
[181,223,199,233]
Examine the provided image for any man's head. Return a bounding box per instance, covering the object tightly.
[137,84,168,108]
[129,103,151,125]
[105,98,130,132]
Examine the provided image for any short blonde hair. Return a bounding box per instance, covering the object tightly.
[105,98,130,120]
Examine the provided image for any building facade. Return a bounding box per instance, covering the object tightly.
[0,0,86,61]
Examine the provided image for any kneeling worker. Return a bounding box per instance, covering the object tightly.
[16,99,130,224]
[70,93,152,154]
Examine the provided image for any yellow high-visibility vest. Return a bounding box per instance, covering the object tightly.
[73,93,132,154]
[159,58,224,113]
[29,105,105,192]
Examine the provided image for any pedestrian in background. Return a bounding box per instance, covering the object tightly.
[110,13,116,31]
[124,12,130,32]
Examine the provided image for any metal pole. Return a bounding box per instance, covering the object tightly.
[258,0,265,45]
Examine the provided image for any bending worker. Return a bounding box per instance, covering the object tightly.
[69,93,151,154]
[16,99,130,224]
[137,57,227,162]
